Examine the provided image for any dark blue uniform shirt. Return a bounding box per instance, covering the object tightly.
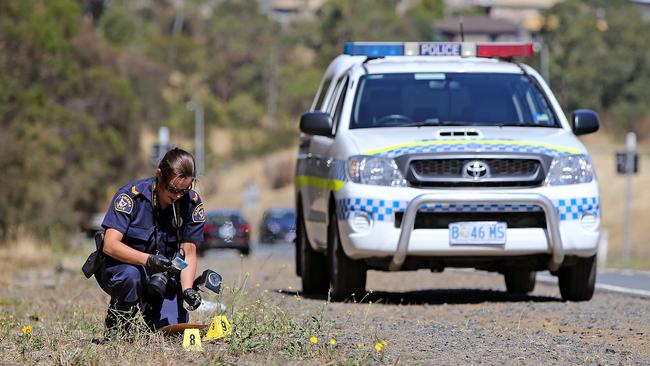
[102,176,205,257]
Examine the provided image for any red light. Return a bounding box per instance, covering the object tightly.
[204,223,214,232]
[476,43,535,58]
[238,224,250,233]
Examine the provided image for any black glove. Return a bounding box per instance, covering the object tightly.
[146,254,172,274]
[183,288,202,311]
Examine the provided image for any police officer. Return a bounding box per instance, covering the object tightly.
[95,148,205,333]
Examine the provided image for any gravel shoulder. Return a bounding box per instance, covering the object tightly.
[207,245,650,365]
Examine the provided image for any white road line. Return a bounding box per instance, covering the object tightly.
[537,274,650,299]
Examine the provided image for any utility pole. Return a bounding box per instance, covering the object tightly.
[622,132,637,262]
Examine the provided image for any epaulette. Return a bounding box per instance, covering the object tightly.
[131,185,140,196]
[190,190,200,202]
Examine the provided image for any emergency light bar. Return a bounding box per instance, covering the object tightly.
[343,42,536,58]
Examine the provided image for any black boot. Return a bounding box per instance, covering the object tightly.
[103,299,140,340]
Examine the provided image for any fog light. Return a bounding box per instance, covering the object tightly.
[350,213,372,232]
[580,213,599,230]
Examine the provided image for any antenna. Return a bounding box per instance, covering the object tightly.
[460,16,465,42]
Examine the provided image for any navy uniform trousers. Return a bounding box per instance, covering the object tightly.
[95,257,188,330]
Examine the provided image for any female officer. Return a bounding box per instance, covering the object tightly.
[95,148,205,333]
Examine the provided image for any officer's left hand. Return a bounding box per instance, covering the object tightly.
[183,288,201,311]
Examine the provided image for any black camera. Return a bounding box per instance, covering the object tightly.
[146,270,180,298]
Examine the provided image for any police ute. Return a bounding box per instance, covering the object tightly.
[295,42,601,301]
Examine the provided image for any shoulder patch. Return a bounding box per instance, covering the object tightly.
[192,203,205,223]
[114,193,134,214]
[131,185,139,195]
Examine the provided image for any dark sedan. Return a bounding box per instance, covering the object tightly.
[259,208,296,244]
[199,210,251,256]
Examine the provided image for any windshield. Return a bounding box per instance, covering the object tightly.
[350,73,558,129]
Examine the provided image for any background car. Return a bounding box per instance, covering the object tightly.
[259,208,296,244]
[199,210,251,256]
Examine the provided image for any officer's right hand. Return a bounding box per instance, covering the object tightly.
[146,254,172,273]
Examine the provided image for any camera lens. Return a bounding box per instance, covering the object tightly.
[147,272,168,298]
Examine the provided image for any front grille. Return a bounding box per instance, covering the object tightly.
[406,157,544,188]
[394,212,547,229]
[411,159,540,176]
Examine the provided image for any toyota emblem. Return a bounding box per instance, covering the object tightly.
[464,161,490,179]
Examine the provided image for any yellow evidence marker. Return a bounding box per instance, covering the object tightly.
[203,315,232,341]
[183,328,203,351]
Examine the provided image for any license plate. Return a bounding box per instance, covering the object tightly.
[449,221,507,245]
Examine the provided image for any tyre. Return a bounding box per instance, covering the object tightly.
[328,210,366,301]
[558,255,597,301]
[297,209,328,294]
[504,270,536,294]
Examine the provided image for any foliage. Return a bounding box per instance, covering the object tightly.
[543,0,650,136]
[405,0,446,40]
[306,0,422,66]
[0,0,136,241]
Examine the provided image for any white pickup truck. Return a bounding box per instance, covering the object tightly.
[295,42,601,301]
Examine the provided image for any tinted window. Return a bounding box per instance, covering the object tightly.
[351,73,558,129]
[332,77,349,134]
[314,78,332,111]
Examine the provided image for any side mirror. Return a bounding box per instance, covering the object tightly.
[572,109,600,136]
[300,112,333,137]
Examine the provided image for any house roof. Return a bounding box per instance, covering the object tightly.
[434,15,519,36]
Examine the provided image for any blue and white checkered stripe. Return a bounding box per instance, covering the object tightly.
[557,197,600,220]
[371,140,576,159]
[337,197,600,222]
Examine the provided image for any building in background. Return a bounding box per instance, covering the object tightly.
[438,0,560,41]
[259,0,325,23]
[631,0,650,21]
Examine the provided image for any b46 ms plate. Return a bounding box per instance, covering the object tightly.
[449,221,507,245]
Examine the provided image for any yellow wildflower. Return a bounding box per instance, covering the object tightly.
[374,340,387,352]
[309,336,318,344]
[21,325,32,335]
[356,343,364,349]
[330,338,336,346]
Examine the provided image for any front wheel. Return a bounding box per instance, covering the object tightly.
[558,255,597,301]
[297,209,328,295]
[504,270,536,294]
[328,211,366,301]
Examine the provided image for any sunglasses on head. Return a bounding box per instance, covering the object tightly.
[165,181,192,196]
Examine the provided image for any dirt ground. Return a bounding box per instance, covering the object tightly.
[1,243,648,365]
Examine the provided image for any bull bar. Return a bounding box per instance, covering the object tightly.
[388,192,564,272]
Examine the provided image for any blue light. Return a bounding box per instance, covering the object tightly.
[343,42,404,57]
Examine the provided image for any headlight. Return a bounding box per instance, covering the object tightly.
[347,155,407,187]
[544,154,594,186]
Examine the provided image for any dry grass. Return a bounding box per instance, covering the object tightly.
[0,252,389,365]
[0,232,55,286]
